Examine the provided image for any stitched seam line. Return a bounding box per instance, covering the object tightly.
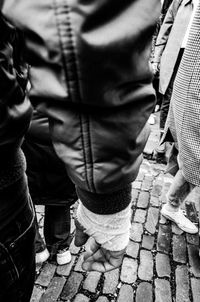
[79,113,91,191]
[53,0,71,101]
[86,115,95,192]
[54,0,82,103]
[53,0,93,192]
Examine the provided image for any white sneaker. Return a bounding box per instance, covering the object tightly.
[56,248,71,265]
[148,114,156,125]
[161,204,198,234]
[36,248,50,264]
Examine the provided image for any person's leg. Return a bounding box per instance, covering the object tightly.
[166,170,193,208]
[44,205,72,265]
[34,214,50,263]
[161,168,198,233]
[159,85,172,137]
[165,143,179,176]
[155,50,184,160]
[153,92,170,163]
[0,196,36,302]
[35,218,46,253]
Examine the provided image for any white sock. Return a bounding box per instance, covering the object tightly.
[76,201,131,251]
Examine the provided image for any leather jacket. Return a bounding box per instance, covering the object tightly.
[0,14,32,188]
[2,1,160,195]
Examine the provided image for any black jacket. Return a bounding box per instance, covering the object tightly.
[0,14,32,189]
[2,1,160,214]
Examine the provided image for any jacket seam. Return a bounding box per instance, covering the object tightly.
[53,0,82,103]
[86,115,95,192]
[53,0,70,101]
[53,0,96,192]
[79,113,91,190]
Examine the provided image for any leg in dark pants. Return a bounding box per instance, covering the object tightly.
[34,215,46,253]
[0,195,36,302]
[44,205,71,259]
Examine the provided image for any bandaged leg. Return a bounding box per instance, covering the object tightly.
[76,201,131,251]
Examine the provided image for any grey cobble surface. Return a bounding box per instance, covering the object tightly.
[32,118,200,302]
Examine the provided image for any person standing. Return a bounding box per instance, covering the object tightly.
[152,0,195,159]
[0,14,35,301]
[22,109,78,265]
[149,0,173,126]
[160,0,200,235]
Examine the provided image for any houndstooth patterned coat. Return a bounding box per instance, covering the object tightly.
[165,2,200,186]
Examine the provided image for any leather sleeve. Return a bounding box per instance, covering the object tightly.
[1,1,161,195]
[0,14,32,147]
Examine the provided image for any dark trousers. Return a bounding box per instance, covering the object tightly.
[35,204,71,258]
[0,193,35,301]
[159,48,184,134]
[160,80,173,131]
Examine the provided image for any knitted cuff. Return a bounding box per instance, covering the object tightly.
[76,201,131,251]
[76,184,132,214]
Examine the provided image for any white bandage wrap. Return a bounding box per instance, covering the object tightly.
[76,201,131,251]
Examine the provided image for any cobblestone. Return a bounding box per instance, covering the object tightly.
[185,201,198,223]
[155,279,172,302]
[134,209,147,223]
[136,282,153,302]
[73,293,90,302]
[141,175,153,191]
[137,191,150,208]
[151,176,163,198]
[145,207,159,234]
[132,181,142,190]
[186,233,199,246]
[126,241,140,258]
[191,278,200,302]
[31,286,44,302]
[150,195,160,207]
[130,222,143,242]
[117,284,134,302]
[96,296,109,302]
[40,277,66,302]
[157,224,171,254]
[175,266,190,302]
[156,253,171,278]
[142,234,155,250]
[172,235,187,263]
[83,271,101,293]
[103,269,119,294]
[187,244,200,277]
[120,257,138,284]
[35,263,57,287]
[138,250,153,281]
[60,272,84,301]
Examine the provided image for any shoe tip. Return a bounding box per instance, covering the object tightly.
[36,248,50,264]
[56,250,71,265]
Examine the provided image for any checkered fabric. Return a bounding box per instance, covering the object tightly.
[165,2,200,186]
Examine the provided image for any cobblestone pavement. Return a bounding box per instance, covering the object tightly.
[32,115,200,302]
